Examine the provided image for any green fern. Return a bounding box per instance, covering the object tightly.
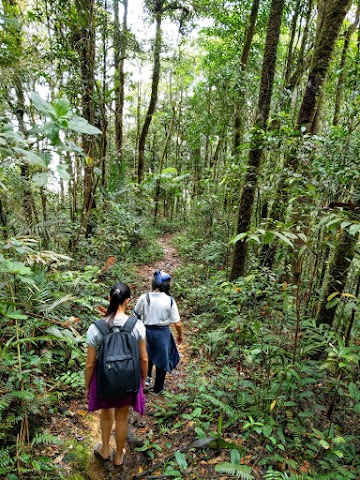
[31,432,61,447]
[0,392,13,416]
[12,389,36,401]
[215,462,254,479]
[199,393,238,417]
[0,448,13,469]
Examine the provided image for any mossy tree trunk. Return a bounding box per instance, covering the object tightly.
[138,5,162,183]
[316,229,358,326]
[74,0,97,238]
[233,0,260,152]
[261,0,352,271]
[114,0,128,171]
[230,0,285,280]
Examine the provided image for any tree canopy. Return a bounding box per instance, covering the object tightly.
[0,0,359,478]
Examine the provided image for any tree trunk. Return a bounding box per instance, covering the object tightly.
[114,0,128,169]
[316,230,357,326]
[154,107,176,224]
[0,197,8,238]
[345,272,360,345]
[233,0,260,152]
[100,0,109,190]
[230,0,285,280]
[138,8,162,183]
[298,0,352,133]
[75,0,97,235]
[333,1,360,126]
[284,0,314,106]
[262,0,351,269]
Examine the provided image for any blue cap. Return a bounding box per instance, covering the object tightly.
[155,270,171,283]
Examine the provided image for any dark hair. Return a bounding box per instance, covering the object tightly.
[151,272,171,296]
[105,282,131,328]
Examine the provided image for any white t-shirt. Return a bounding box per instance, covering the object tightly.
[134,292,180,326]
[86,316,146,349]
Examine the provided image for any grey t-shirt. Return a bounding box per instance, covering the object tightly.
[86,316,146,349]
[134,292,180,326]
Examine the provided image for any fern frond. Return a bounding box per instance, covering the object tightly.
[31,432,61,447]
[0,392,13,416]
[199,393,237,417]
[215,462,254,479]
[0,448,13,469]
[12,390,36,401]
[42,294,73,313]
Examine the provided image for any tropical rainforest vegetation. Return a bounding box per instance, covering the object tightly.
[0,0,359,478]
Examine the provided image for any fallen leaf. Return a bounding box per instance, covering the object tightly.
[53,445,73,464]
[76,409,88,416]
[206,456,223,465]
[299,461,311,474]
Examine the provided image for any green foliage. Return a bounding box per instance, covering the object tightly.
[166,229,360,478]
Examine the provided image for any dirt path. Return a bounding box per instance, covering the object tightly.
[84,234,192,480]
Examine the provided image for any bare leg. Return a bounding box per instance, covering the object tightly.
[114,406,129,465]
[99,408,114,459]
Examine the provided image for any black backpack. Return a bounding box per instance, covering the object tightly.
[93,316,141,401]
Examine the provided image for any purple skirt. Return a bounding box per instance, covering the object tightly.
[88,368,145,415]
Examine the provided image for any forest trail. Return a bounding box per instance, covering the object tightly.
[77,234,193,480]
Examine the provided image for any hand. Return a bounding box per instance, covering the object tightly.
[84,387,90,401]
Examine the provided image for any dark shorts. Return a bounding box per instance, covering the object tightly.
[146,325,180,372]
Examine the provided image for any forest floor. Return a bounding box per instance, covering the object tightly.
[53,234,229,480]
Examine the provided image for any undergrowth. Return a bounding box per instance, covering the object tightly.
[162,227,360,479]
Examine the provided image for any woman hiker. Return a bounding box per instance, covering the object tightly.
[134,270,183,394]
[85,282,148,467]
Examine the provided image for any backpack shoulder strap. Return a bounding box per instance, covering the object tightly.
[93,319,110,336]
[121,316,138,333]
[146,292,150,305]
[170,296,173,308]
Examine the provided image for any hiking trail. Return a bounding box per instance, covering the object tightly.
[55,233,203,480]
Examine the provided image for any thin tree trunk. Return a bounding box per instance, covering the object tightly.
[333,1,360,126]
[285,0,314,103]
[0,197,8,238]
[345,272,360,345]
[317,230,357,326]
[233,0,260,152]
[154,107,176,224]
[100,0,109,190]
[284,0,302,85]
[114,0,128,169]
[230,0,285,280]
[138,9,162,183]
[298,0,352,133]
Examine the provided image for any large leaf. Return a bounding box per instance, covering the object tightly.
[2,259,32,275]
[14,147,47,167]
[53,97,71,118]
[348,382,360,401]
[30,92,56,117]
[57,164,71,182]
[67,116,101,135]
[32,172,49,187]
[174,451,188,472]
[43,121,62,145]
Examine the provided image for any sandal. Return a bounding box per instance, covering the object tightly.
[93,443,110,463]
[113,448,126,467]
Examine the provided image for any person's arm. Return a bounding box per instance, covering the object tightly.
[84,345,97,400]
[133,296,144,320]
[138,338,148,385]
[174,321,183,345]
